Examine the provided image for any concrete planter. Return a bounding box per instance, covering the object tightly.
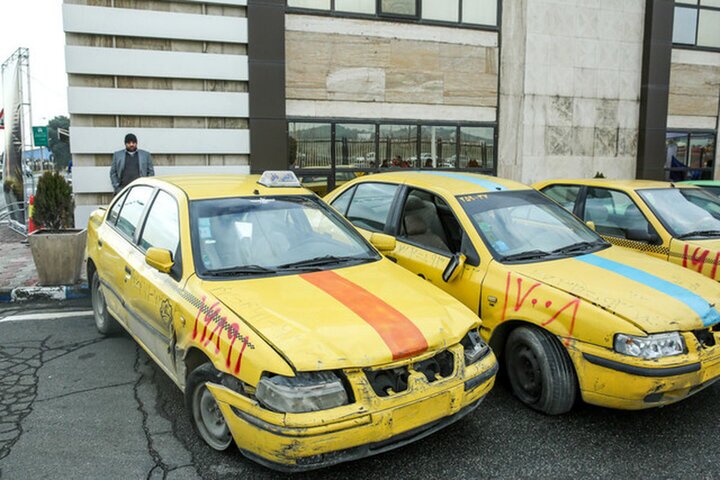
[28,229,87,286]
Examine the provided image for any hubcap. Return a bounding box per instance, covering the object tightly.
[92,276,105,327]
[510,344,542,402]
[193,384,232,450]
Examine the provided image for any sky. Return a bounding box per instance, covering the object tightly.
[1,0,67,126]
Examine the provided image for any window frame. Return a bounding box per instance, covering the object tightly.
[577,186,661,244]
[286,0,500,31]
[539,184,583,215]
[392,185,480,265]
[665,129,717,180]
[673,1,720,51]
[110,184,156,245]
[288,118,499,191]
[344,181,403,234]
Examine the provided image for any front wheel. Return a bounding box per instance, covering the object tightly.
[505,326,577,415]
[185,363,233,451]
[91,271,121,335]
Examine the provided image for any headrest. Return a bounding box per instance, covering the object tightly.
[405,214,427,236]
[404,195,426,212]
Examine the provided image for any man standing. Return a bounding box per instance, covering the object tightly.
[110,133,154,193]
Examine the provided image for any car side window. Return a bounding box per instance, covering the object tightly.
[115,186,154,240]
[139,191,180,255]
[330,186,356,216]
[541,185,581,211]
[345,183,399,232]
[399,190,457,255]
[106,190,128,226]
[584,187,652,239]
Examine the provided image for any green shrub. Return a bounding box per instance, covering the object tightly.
[32,171,74,230]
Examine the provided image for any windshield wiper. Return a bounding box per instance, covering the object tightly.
[677,230,720,239]
[205,264,277,276]
[277,255,371,269]
[499,250,552,262]
[551,241,605,255]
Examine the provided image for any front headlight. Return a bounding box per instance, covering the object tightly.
[256,371,349,413]
[461,330,491,365]
[614,332,686,359]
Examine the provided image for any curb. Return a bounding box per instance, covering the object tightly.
[0,284,90,303]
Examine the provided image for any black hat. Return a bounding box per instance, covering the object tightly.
[124,133,137,144]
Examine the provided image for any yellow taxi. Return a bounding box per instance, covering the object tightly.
[534,179,720,282]
[325,171,720,414]
[85,171,497,471]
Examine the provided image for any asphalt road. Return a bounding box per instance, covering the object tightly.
[2,304,720,479]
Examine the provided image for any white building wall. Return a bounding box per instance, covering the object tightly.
[62,1,250,227]
[499,0,646,184]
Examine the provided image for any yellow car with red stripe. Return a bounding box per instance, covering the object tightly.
[325,172,720,414]
[534,179,720,282]
[85,171,496,471]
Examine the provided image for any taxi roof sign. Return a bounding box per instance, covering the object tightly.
[258,171,302,188]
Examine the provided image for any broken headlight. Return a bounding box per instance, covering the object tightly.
[614,332,686,360]
[461,330,491,365]
[256,371,349,413]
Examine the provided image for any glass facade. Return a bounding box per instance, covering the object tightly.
[673,1,720,49]
[665,131,716,181]
[287,0,498,27]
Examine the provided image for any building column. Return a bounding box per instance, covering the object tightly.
[248,0,287,173]
[637,0,674,180]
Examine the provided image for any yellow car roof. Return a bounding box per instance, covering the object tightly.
[146,174,313,200]
[532,178,700,191]
[361,171,530,195]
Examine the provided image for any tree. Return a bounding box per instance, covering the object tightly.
[48,115,71,170]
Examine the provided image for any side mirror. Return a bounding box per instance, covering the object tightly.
[442,253,467,283]
[146,247,174,273]
[625,228,661,245]
[585,220,596,231]
[370,233,396,253]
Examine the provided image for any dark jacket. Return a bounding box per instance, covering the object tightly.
[110,149,154,191]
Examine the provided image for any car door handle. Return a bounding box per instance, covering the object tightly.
[97,239,103,247]
[124,266,132,276]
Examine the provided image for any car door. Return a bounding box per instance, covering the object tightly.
[330,182,401,240]
[125,189,182,375]
[388,188,483,312]
[578,187,669,259]
[98,185,155,328]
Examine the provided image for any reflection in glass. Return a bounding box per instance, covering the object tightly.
[698,10,720,48]
[460,127,494,169]
[335,124,376,168]
[420,126,457,168]
[672,7,698,44]
[463,0,497,26]
[380,0,416,15]
[335,0,375,13]
[422,0,458,22]
[288,122,332,169]
[379,125,417,168]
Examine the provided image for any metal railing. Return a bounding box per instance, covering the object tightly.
[0,201,28,237]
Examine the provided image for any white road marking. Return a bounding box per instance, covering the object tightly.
[0,310,94,323]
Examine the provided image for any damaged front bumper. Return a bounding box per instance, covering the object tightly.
[568,336,720,410]
[206,348,497,471]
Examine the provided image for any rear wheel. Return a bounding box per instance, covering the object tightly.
[186,363,233,451]
[91,271,120,335]
[505,326,577,415]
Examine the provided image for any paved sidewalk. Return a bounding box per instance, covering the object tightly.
[0,227,37,296]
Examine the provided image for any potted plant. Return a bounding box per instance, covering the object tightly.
[29,171,86,285]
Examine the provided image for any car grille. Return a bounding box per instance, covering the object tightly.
[365,349,456,397]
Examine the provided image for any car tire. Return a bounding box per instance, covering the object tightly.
[505,326,577,415]
[91,271,121,335]
[186,363,234,451]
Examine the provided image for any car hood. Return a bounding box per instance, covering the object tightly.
[510,247,720,334]
[202,260,477,371]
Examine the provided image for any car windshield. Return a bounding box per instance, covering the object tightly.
[458,190,607,263]
[638,188,720,239]
[190,195,379,276]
